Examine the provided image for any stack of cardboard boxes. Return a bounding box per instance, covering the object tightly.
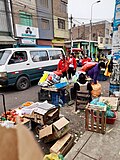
[39,117,74,156]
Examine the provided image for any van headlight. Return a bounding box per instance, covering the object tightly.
[0,72,7,77]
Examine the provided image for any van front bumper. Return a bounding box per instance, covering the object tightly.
[0,77,8,86]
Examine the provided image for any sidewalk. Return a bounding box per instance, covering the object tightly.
[65,112,120,160]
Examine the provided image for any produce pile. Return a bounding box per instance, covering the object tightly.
[0,101,34,124]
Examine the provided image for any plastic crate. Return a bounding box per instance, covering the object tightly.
[94,110,117,124]
[51,92,60,107]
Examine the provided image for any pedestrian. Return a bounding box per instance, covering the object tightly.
[81,54,91,66]
[57,53,68,78]
[87,62,106,84]
[68,53,77,79]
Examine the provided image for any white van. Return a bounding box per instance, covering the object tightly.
[0,47,65,90]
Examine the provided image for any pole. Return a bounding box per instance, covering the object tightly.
[89,1,101,58]
[70,14,73,54]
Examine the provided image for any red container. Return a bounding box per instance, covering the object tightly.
[106,111,117,124]
[94,110,117,124]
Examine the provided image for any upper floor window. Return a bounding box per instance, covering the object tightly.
[19,12,32,26]
[106,28,109,35]
[40,0,48,8]
[30,50,49,62]
[105,38,109,44]
[61,1,67,13]
[58,18,65,29]
[100,37,103,43]
[41,19,50,30]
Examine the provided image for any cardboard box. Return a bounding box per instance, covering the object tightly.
[39,117,70,143]
[99,97,119,110]
[53,117,70,138]
[34,108,59,125]
[50,133,74,156]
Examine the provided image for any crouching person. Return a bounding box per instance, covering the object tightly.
[71,73,93,102]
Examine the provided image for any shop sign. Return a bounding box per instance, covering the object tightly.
[21,38,36,44]
[16,24,39,38]
[112,0,120,60]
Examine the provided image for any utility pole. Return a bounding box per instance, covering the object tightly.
[70,14,73,53]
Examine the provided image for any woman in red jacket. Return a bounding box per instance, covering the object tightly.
[57,53,68,78]
[68,53,77,79]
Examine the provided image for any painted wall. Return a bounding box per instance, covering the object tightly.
[36,0,53,40]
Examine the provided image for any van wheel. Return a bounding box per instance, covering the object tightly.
[16,76,30,91]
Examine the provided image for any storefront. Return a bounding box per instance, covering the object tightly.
[0,35,15,49]
[15,24,39,47]
[52,38,65,48]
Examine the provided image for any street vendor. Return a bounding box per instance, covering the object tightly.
[71,73,93,101]
[57,53,68,78]
[87,62,106,84]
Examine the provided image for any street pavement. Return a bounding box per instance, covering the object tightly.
[65,112,120,160]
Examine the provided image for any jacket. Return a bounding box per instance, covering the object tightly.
[68,57,77,69]
[57,59,68,73]
[87,64,100,84]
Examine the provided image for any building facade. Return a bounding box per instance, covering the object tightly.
[0,0,15,49]
[11,0,39,47]
[52,0,69,48]
[71,20,112,57]
[36,0,53,47]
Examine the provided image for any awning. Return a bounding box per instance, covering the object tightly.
[0,36,16,44]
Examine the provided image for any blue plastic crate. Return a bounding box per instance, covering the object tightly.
[51,92,60,107]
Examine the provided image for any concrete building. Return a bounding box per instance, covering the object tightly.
[0,0,15,49]
[52,0,69,48]
[71,20,112,56]
[11,0,39,47]
[36,0,53,47]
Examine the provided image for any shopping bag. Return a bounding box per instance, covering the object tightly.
[0,124,43,160]
[91,82,102,97]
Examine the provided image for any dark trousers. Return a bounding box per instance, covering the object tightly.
[68,67,75,79]
[62,71,67,78]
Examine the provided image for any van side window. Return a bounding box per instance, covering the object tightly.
[30,50,49,62]
[49,50,63,60]
[8,51,27,64]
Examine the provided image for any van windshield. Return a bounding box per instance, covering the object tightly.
[0,50,11,65]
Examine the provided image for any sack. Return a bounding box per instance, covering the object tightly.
[80,62,97,72]
[91,82,101,97]
[0,124,43,160]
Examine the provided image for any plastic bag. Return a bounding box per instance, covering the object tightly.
[106,110,115,118]
[43,153,64,160]
[91,82,101,97]
[39,72,48,83]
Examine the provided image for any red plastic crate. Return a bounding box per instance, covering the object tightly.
[94,110,117,124]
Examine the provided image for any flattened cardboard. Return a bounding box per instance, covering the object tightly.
[50,133,74,156]
[39,125,52,139]
[50,133,71,153]
[99,97,119,110]
[53,117,69,130]
[48,109,59,117]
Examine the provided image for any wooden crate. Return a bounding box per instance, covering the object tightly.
[85,104,106,134]
[75,91,91,111]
